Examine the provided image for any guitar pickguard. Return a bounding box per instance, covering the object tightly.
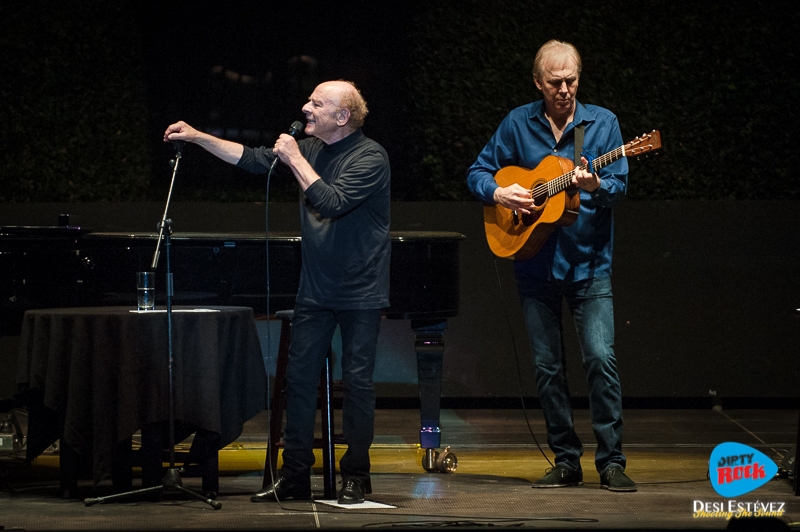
[520,211,540,226]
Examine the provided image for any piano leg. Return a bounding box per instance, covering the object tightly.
[412,319,457,473]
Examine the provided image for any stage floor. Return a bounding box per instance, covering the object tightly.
[1,407,798,531]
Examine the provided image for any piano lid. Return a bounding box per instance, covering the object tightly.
[1,228,465,330]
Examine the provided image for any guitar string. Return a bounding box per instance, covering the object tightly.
[526,131,657,201]
[531,146,625,201]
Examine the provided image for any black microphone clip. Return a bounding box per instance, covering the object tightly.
[171,140,185,156]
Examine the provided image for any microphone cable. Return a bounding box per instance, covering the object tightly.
[264,150,276,496]
[262,121,304,508]
[490,254,554,469]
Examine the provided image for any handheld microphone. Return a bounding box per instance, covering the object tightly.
[269,121,304,171]
[287,121,304,138]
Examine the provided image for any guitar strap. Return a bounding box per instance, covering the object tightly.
[573,124,585,166]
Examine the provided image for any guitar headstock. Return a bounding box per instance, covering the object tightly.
[624,130,662,157]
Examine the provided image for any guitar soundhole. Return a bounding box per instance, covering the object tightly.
[531,183,547,208]
[520,183,546,225]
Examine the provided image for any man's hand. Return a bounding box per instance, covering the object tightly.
[163,121,199,143]
[272,133,320,191]
[493,183,534,214]
[272,133,302,166]
[572,156,601,192]
[162,120,243,164]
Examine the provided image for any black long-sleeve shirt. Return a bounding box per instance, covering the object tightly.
[237,129,391,310]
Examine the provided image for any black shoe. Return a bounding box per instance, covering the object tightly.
[531,465,584,488]
[250,476,311,502]
[337,478,366,504]
[600,466,637,492]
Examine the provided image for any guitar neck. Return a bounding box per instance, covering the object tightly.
[546,145,625,196]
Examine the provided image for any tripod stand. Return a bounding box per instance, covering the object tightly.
[85,142,221,510]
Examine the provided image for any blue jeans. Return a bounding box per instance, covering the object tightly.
[280,305,382,487]
[516,274,625,474]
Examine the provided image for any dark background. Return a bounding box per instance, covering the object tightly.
[2,0,798,202]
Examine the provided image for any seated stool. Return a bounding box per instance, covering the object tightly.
[265,309,340,500]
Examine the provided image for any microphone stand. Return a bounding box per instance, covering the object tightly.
[85,141,221,510]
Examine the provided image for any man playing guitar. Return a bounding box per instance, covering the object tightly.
[467,40,636,492]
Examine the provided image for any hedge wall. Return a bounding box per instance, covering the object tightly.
[406,0,800,201]
[0,0,151,202]
[1,0,797,202]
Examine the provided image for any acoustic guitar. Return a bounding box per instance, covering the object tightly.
[483,130,662,260]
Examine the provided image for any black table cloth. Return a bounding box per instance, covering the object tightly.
[15,306,267,484]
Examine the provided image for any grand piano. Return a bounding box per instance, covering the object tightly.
[2,225,464,473]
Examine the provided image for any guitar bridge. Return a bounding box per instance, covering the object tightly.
[512,210,519,226]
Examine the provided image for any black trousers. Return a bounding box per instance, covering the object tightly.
[280,304,382,487]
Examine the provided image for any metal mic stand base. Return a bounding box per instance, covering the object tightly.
[84,468,221,509]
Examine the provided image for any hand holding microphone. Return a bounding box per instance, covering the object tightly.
[270,121,305,172]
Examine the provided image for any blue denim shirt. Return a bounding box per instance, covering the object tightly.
[467,100,628,283]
